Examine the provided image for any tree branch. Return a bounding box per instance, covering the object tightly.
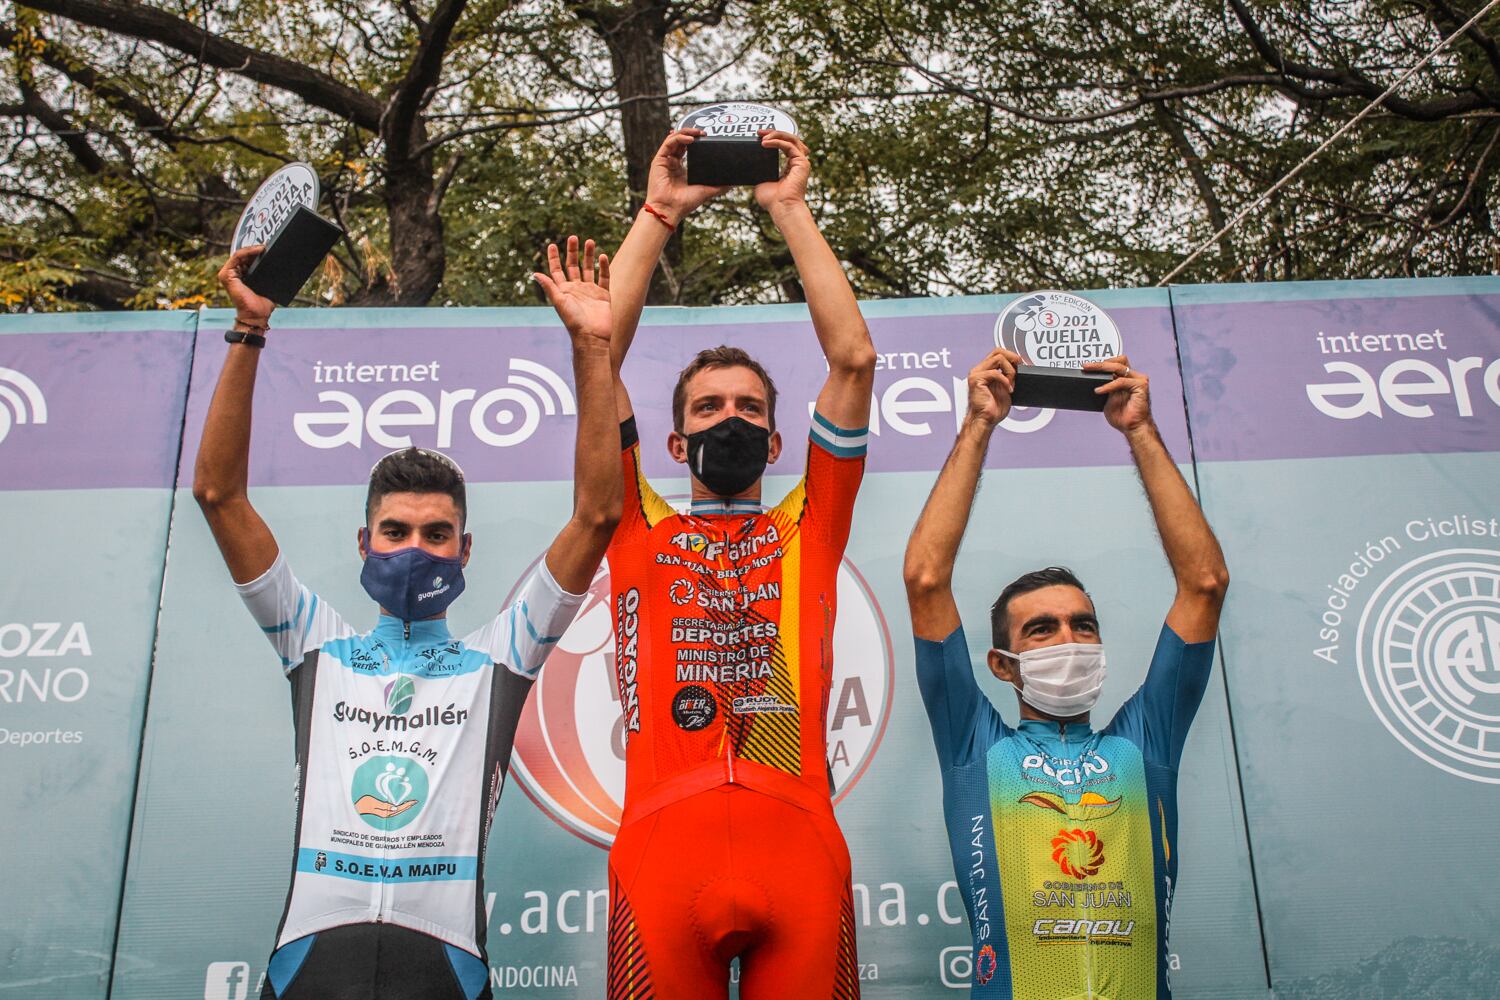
[19,0,384,130]
[384,0,470,158]
[1227,0,1495,121]
[17,83,106,173]
[1152,101,1232,261]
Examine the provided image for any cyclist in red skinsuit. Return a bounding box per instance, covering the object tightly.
[603,127,876,1000]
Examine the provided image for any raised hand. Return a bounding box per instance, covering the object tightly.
[217,246,275,328]
[533,236,611,344]
[966,348,1022,427]
[646,129,728,225]
[1086,355,1153,434]
[754,130,811,214]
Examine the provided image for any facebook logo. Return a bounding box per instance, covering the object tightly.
[205,961,251,1000]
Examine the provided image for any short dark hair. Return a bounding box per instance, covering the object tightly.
[990,566,1090,649]
[671,345,778,433]
[366,448,467,528]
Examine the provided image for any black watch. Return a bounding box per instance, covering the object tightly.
[224,328,267,348]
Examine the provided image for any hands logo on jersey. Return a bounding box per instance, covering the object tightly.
[1050,828,1106,879]
[509,552,894,847]
[351,755,427,830]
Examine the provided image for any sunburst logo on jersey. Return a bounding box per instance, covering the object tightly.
[975,944,998,985]
[1050,828,1106,878]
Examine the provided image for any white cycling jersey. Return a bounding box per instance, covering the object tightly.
[237,553,583,960]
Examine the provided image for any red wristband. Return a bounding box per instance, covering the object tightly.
[642,203,676,232]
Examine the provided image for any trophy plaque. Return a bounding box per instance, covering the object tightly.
[1011,365,1112,411]
[678,103,798,186]
[994,290,1125,411]
[243,206,343,306]
[232,163,344,306]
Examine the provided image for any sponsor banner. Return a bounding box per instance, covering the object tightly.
[0,314,197,490]
[179,295,1186,489]
[1191,454,1500,989]
[1173,278,1500,462]
[31,279,1500,997]
[113,461,1265,999]
[0,488,181,998]
[0,316,189,998]
[1180,279,1500,990]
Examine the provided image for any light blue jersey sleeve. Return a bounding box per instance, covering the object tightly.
[914,625,1011,769]
[464,559,586,679]
[1104,623,1217,769]
[234,553,352,673]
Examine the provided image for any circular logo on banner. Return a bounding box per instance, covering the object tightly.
[233,162,319,251]
[1357,548,1500,784]
[510,551,894,847]
[677,103,798,140]
[351,755,428,830]
[672,685,717,731]
[994,291,1122,369]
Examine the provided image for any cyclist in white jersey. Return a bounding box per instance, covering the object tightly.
[195,238,620,1000]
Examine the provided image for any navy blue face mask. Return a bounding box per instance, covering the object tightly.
[359,530,469,621]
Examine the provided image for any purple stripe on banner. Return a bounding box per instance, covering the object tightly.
[0,327,194,490]
[179,305,1189,487]
[1176,292,1500,462]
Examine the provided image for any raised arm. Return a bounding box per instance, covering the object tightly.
[533,236,622,593]
[193,247,281,584]
[607,129,727,422]
[903,349,1020,640]
[1086,357,1229,642]
[755,132,875,429]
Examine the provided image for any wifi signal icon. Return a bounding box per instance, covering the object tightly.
[508,358,577,417]
[0,367,47,446]
[469,357,578,448]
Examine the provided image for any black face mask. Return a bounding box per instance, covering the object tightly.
[685,416,770,497]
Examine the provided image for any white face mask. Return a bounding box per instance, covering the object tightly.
[994,643,1107,718]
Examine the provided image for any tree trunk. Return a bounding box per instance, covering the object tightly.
[592,2,680,302]
[369,124,446,306]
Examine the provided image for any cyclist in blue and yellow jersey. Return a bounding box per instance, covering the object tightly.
[195,237,619,1000]
[902,348,1229,1000]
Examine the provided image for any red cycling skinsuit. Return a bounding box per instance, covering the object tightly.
[605,413,867,1000]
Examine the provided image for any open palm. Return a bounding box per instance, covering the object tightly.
[534,236,611,344]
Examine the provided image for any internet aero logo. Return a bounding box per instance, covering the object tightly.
[294,357,576,450]
[1357,548,1500,783]
[0,367,47,445]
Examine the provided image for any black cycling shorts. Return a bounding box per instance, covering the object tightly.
[260,923,491,1000]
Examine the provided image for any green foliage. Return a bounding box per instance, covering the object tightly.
[1,0,1495,313]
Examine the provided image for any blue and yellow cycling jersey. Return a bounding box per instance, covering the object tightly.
[916,624,1214,999]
